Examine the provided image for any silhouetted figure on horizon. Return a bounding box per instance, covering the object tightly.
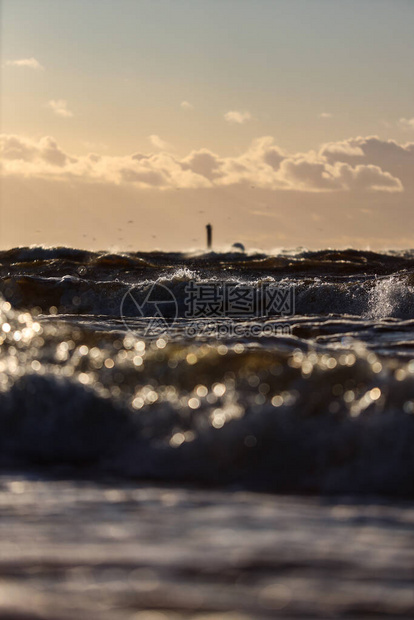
[206,223,212,250]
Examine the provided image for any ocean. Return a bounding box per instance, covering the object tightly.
[0,246,414,618]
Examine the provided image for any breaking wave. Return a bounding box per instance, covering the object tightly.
[1,282,414,496]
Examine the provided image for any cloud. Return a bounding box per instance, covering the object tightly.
[276,157,402,193]
[0,135,38,162]
[334,163,403,192]
[39,136,74,167]
[224,110,252,124]
[321,140,365,157]
[319,112,333,119]
[48,100,73,118]
[120,168,164,186]
[181,149,222,181]
[0,133,404,193]
[180,101,194,110]
[278,158,339,191]
[149,134,172,150]
[399,117,414,130]
[319,136,414,189]
[0,135,75,170]
[5,58,44,70]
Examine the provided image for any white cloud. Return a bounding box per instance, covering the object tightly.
[319,112,333,119]
[321,140,364,157]
[0,135,74,168]
[399,117,414,130]
[181,149,220,180]
[319,136,414,189]
[224,110,252,124]
[149,134,172,150]
[48,99,73,118]
[5,57,44,70]
[0,133,404,193]
[180,101,194,110]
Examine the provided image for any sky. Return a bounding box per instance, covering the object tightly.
[1,0,414,251]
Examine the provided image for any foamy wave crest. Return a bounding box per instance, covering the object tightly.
[368,275,414,319]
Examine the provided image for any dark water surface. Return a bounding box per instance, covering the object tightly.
[1,475,414,619]
[1,246,414,617]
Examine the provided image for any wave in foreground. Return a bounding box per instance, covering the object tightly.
[1,250,414,496]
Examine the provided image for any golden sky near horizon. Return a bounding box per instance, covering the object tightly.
[1,0,414,251]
